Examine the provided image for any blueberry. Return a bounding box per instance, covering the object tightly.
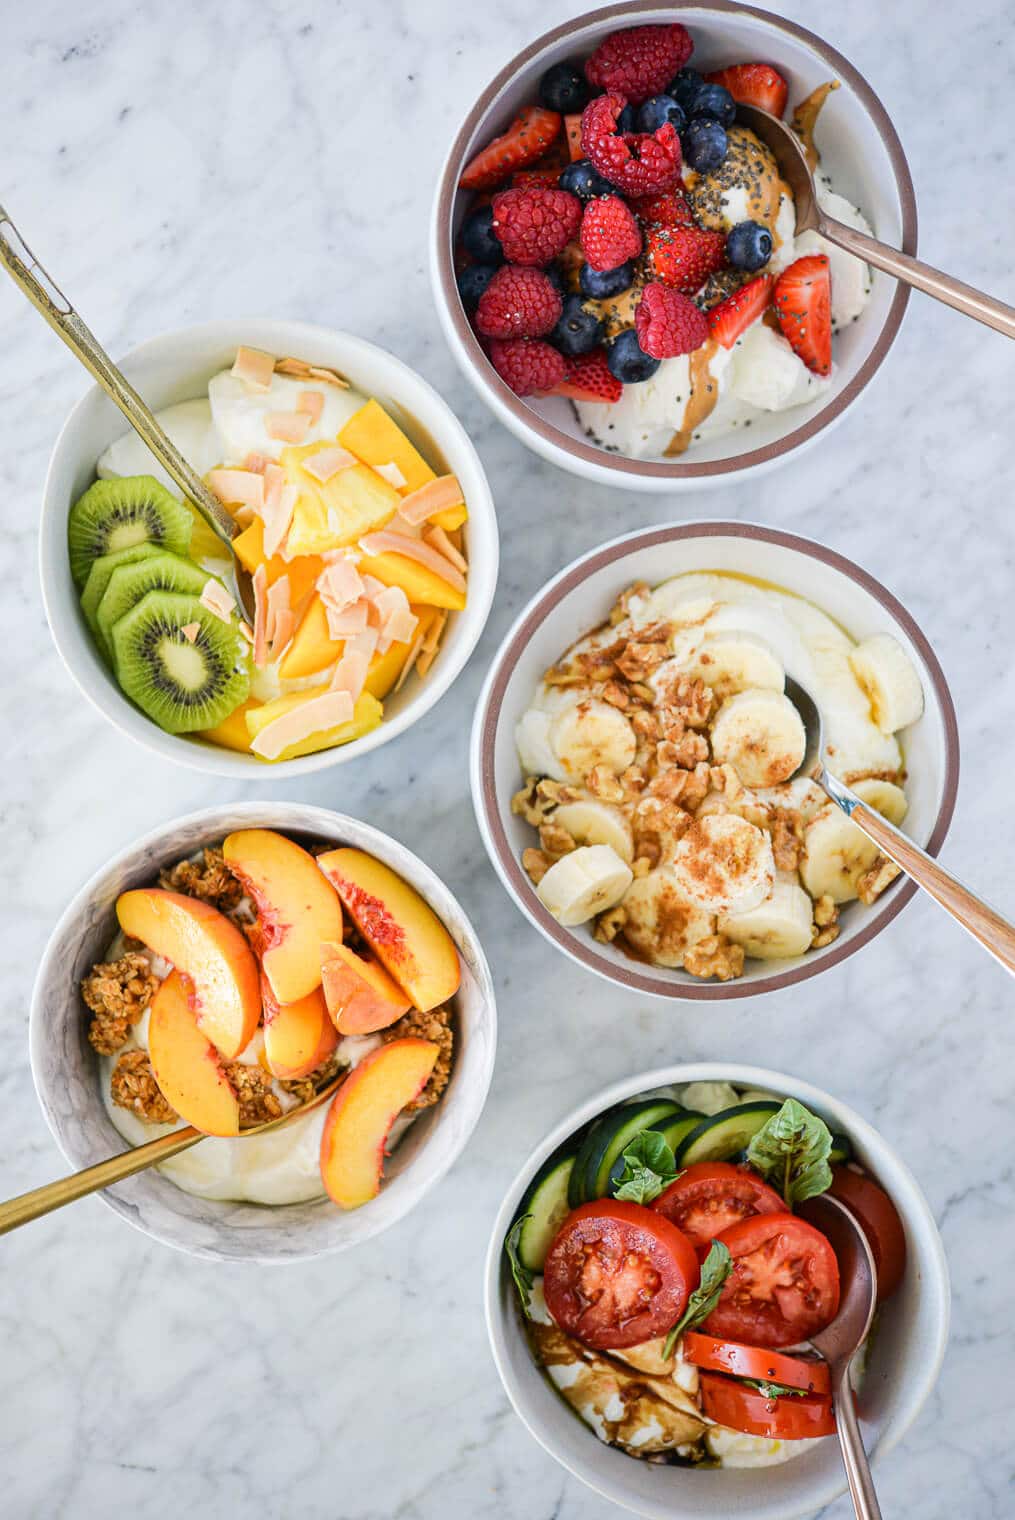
[558,158,615,200]
[544,263,566,294]
[689,82,736,128]
[551,293,605,357]
[668,67,704,113]
[607,329,660,384]
[617,102,637,133]
[457,264,496,310]
[579,260,635,300]
[682,118,728,173]
[538,61,589,114]
[636,94,686,135]
[461,206,504,267]
[726,219,773,272]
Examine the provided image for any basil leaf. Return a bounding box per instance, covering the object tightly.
[663,1240,733,1359]
[612,1129,680,1205]
[742,1378,810,1399]
[504,1215,534,1318]
[745,1098,834,1208]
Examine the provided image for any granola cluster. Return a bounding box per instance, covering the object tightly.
[159,846,246,916]
[110,1048,177,1124]
[381,1005,453,1110]
[83,951,159,1054]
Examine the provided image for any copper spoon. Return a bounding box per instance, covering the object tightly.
[0,206,256,618]
[737,104,1015,340]
[785,673,1015,975]
[0,1071,343,1236]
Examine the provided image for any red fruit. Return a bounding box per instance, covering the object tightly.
[708,273,774,349]
[565,113,584,161]
[705,63,789,118]
[510,167,563,189]
[459,107,562,191]
[581,93,682,198]
[491,186,582,267]
[580,194,642,272]
[635,283,708,359]
[553,348,622,404]
[489,337,567,396]
[585,23,694,105]
[630,189,695,228]
[474,265,562,340]
[773,255,832,374]
[645,224,726,294]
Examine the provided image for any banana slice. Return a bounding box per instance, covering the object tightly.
[853,777,908,825]
[536,845,633,927]
[848,634,924,734]
[719,878,815,960]
[710,688,807,788]
[671,813,775,915]
[552,799,635,864]
[515,708,569,783]
[549,699,637,781]
[687,632,785,701]
[799,777,909,902]
[619,868,715,968]
[632,795,692,864]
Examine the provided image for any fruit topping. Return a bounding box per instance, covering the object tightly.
[773,254,832,375]
[68,475,193,587]
[645,223,726,294]
[630,188,695,228]
[687,81,736,127]
[489,336,568,395]
[606,328,660,384]
[558,157,617,200]
[474,264,563,339]
[579,193,642,272]
[704,62,789,118]
[319,1038,439,1209]
[538,61,590,114]
[457,263,496,310]
[668,66,705,112]
[708,272,774,349]
[552,347,623,404]
[635,94,687,135]
[550,292,606,357]
[580,93,683,197]
[579,259,636,300]
[460,204,505,265]
[682,116,728,172]
[459,105,562,190]
[584,23,694,105]
[635,283,709,359]
[491,185,582,266]
[110,589,250,734]
[725,218,773,271]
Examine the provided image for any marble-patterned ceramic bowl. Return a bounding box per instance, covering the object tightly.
[471,521,959,1000]
[29,802,497,1263]
[431,1,915,490]
[485,1060,950,1520]
[40,318,499,778]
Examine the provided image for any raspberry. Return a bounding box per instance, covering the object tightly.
[554,347,623,403]
[580,194,642,272]
[580,93,682,198]
[489,337,567,396]
[630,189,695,229]
[645,223,726,294]
[474,265,562,339]
[584,24,694,105]
[635,283,709,359]
[491,186,582,266]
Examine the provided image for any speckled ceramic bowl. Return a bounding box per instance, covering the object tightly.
[29,802,497,1263]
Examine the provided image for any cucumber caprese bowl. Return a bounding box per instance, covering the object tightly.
[485,1064,949,1520]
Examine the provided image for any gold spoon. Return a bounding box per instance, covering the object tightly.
[737,104,1015,340]
[0,1072,344,1236]
[0,206,256,618]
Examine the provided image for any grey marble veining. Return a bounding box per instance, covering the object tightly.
[0,1,1012,1517]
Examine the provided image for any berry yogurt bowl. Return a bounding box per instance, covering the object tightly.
[432,2,916,488]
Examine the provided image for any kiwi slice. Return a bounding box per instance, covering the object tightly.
[110,590,250,734]
[97,551,212,660]
[68,475,192,586]
[80,544,163,638]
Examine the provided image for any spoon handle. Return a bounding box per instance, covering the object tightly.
[822,772,1015,976]
[819,214,1015,340]
[832,1364,883,1520]
[0,206,237,543]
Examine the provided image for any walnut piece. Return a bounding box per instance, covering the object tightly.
[224,1062,283,1128]
[594,904,628,943]
[813,894,839,929]
[771,811,801,872]
[648,760,710,810]
[857,855,902,906]
[511,776,575,827]
[522,847,552,885]
[608,581,650,626]
[587,765,625,802]
[659,675,713,729]
[83,952,159,1055]
[683,934,745,982]
[811,923,841,949]
[159,846,245,915]
[657,730,709,770]
[539,821,577,858]
[381,1005,453,1110]
[110,1049,177,1125]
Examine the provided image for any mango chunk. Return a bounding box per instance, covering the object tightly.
[339,398,435,495]
[245,688,383,761]
[357,552,466,612]
[430,502,469,533]
[198,698,258,752]
[232,516,322,607]
[281,444,399,556]
[278,595,340,681]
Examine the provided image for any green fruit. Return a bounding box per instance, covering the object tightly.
[68,475,192,586]
[80,545,163,640]
[97,551,211,662]
[110,590,250,734]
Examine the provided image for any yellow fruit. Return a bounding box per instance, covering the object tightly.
[357,552,466,612]
[232,516,322,606]
[429,502,468,533]
[245,689,384,761]
[198,699,257,752]
[278,596,341,680]
[365,638,411,700]
[281,444,399,555]
[338,399,435,495]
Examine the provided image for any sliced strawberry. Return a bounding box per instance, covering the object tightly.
[460,107,562,191]
[645,224,726,294]
[553,348,622,403]
[773,255,832,374]
[565,113,585,161]
[708,273,774,349]
[704,63,788,118]
[511,167,564,189]
[630,189,695,229]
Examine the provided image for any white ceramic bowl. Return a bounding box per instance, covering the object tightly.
[40,318,499,778]
[29,802,497,1263]
[471,521,958,1000]
[432,1,916,489]
[486,1060,950,1520]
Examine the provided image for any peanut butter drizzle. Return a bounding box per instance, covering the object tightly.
[664,339,722,456]
[791,80,840,172]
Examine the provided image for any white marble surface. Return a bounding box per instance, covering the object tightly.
[0,1,1012,1516]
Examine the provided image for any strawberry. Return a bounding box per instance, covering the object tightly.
[553,348,622,403]
[645,224,725,294]
[630,189,695,229]
[510,167,564,189]
[459,107,562,191]
[491,186,582,266]
[489,337,567,395]
[475,265,562,339]
[635,283,709,359]
[565,113,585,161]
[773,255,832,374]
[704,63,788,118]
[580,194,642,272]
[585,23,694,104]
[708,273,774,349]
[581,93,683,198]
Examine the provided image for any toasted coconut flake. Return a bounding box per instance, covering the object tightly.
[250,691,354,759]
[232,346,275,391]
[423,610,447,654]
[252,565,269,668]
[181,622,201,644]
[317,558,364,611]
[358,530,467,593]
[297,389,325,424]
[374,460,407,490]
[307,363,349,389]
[243,451,269,474]
[303,446,357,484]
[325,599,370,639]
[424,524,468,574]
[394,629,426,692]
[208,468,264,511]
[266,411,312,444]
[200,579,236,622]
[265,575,291,646]
[262,482,298,560]
[398,474,464,526]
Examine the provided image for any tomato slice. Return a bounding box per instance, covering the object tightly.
[824,1167,906,1300]
[651,1162,784,1249]
[704,1212,840,1348]
[543,1200,700,1350]
[699,1370,836,1439]
[683,1331,831,1395]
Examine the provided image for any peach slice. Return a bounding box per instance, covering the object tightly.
[318,1037,438,1208]
[316,849,461,1012]
[222,829,343,1004]
[261,975,338,1080]
[147,971,240,1136]
[320,939,411,1034]
[116,887,260,1059]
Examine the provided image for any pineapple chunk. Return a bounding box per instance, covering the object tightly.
[245,689,384,761]
[281,443,399,556]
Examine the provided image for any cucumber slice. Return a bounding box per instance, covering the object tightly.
[515,1147,578,1272]
[569,1118,605,1208]
[675,1101,782,1165]
[650,1109,705,1156]
[828,1131,853,1166]
[581,1098,682,1200]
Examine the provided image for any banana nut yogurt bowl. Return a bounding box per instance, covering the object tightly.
[472,523,958,999]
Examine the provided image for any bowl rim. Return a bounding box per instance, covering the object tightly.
[28,800,498,1262]
[432,0,918,482]
[484,1059,952,1520]
[471,519,960,1000]
[39,316,499,780]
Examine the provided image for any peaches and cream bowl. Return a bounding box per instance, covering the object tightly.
[29,803,496,1262]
